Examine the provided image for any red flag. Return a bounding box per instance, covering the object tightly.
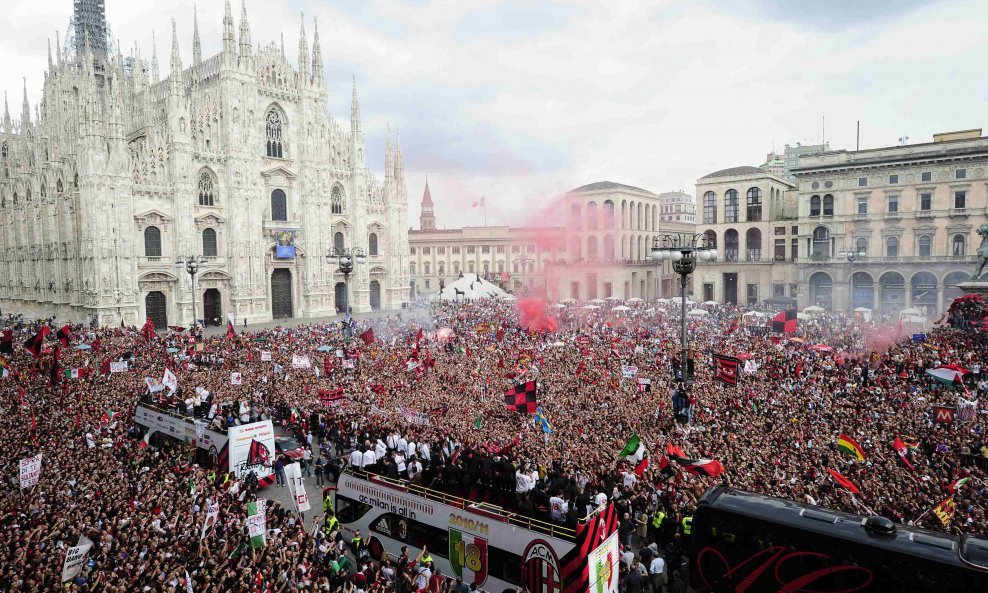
[226,323,236,339]
[634,456,649,477]
[827,468,861,494]
[892,437,915,471]
[56,325,72,347]
[23,326,50,359]
[666,443,687,460]
[359,328,375,345]
[141,318,156,340]
[90,337,101,353]
[415,328,424,344]
[31,413,37,432]
[726,318,740,334]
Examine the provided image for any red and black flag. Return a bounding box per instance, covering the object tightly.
[504,380,538,414]
[713,354,740,386]
[23,326,50,359]
[771,309,798,333]
[359,328,375,345]
[50,345,61,386]
[247,439,271,466]
[677,458,726,477]
[656,454,676,479]
[56,324,73,347]
[319,388,344,407]
[226,323,236,340]
[0,329,13,354]
[429,404,450,418]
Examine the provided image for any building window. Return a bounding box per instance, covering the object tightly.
[791,238,798,261]
[467,246,476,254]
[368,233,378,256]
[527,245,536,253]
[423,247,431,255]
[855,237,868,255]
[512,245,521,254]
[953,234,966,256]
[144,226,162,257]
[724,189,739,223]
[886,237,899,257]
[197,170,216,206]
[857,196,868,214]
[703,191,717,224]
[812,227,830,258]
[265,108,284,158]
[956,168,966,179]
[774,239,785,261]
[887,195,899,213]
[921,171,932,182]
[822,194,834,216]
[746,187,762,222]
[918,235,932,257]
[438,263,445,275]
[409,262,416,275]
[334,232,345,253]
[424,280,430,290]
[452,246,460,254]
[724,229,739,261]
[746,283,758,306]
[512,262,519,273]
[438,246,446,255]
[824,181,833,188]
[858,177,867,187]
[496,245,505,254]
[424,263,430,275]
[202,228,218,257]
[810,195,821,216]
[920,193,932,211]
[587,202,598,230]
[483,262,490,273]
[773,284,786,297]
[954,190,967,209]
[410,247,416,255]
[271,189,287,221]
[481,246,490,254]
[331,186,344,215]
[745,228,762,261]
[889,174,898,184]
[792,226,798,235]
[775,227,785,236]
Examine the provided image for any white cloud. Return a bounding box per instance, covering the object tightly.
[2,0,987,231]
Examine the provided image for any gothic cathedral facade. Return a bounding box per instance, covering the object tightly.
[0,1,410,327]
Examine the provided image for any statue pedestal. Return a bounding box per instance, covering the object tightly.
[957,281,988,299]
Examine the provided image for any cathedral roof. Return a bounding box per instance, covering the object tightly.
[569,181,654,195]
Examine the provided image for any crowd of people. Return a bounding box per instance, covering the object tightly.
[1,295,986,592]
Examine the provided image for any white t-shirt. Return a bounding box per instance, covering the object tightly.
[549,496,567,521]
[361,450,377,468]
[349,450,364,468]
[414,567,431,590]
[395,453,406,473]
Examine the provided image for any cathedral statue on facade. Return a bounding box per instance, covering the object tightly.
[0,0,410,327]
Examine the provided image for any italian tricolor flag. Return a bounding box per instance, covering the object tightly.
[619,434,646,463]
[64,368,83,379]
[246,501,266,549]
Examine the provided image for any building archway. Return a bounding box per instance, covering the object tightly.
[271,269,293,318]
[879,271,905,312]
[202,288,222,326]
[808,272,833,309]
[851,272,874,310]
[910,272,937,310]
[145,291,167,329]
[943,271,969,304]
[370,280,382,310]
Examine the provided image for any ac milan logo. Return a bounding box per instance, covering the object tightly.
[522,540,561,593]
[247,439,271,466]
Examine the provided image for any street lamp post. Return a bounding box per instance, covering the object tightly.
[175,255,207,329]
[326,247,366,335]
[650,234,717,420]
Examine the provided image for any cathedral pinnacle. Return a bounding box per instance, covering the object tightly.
[385,124,394,182]
[193,4,202,66]
[170,18,182,87]
[223,0,236,57]
[55,30,61,64]
[151,30,160,83]
[21,78,30,126]
[351,74,361,133]
[311,16,323,86]
[298,13,309,82]
[48,38,53,70]
[3,92,11,131]
[239,0,252,62]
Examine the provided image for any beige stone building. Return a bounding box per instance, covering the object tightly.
[695,167,798,305]
[408,180,696,300]
[792,129,988,313]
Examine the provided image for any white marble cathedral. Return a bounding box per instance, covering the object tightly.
[0,0,410,327]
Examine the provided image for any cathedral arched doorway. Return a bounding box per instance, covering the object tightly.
[271,269,293,319]
[203,288,222,326]
[145,291,167,329]
[335,282,347,313]
[370,280,382,311]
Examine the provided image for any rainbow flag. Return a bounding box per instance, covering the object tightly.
[837,434,865,461]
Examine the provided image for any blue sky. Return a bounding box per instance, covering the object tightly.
[3,0,987,228]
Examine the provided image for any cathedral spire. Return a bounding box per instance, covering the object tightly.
[420,180,436,230]
[192,4,202,66]
[47,38,53,70]
[385,124,394,183]
[151,30,160,83]
[311,16,323,86]
[222,0,236,59]
[297,13,309,85]
[3,92,11,132]
[170,19,183,94]
[395,126,405,185]
[239,0,252,63]
[21,78,30,127]
[351,74,360,133]
[55,30,62,64]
